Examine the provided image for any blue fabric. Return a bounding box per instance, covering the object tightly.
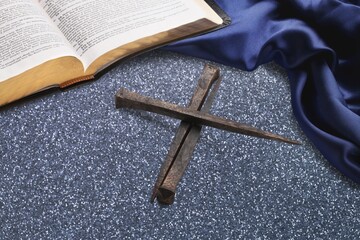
[164,0,360,183]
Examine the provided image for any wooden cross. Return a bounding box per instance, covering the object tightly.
[115,64,299,205]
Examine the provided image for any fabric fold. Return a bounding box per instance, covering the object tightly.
[164,0,360,183]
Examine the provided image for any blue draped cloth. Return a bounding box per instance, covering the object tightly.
[164,0,360,183]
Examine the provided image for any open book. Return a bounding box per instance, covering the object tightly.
[0,0,224,106]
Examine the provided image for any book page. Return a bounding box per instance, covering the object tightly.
[0,0,78,82]
[40,0,222,70]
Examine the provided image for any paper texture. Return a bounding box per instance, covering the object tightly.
[0,0,76,81]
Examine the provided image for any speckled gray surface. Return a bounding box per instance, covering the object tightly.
[0,50,359,239]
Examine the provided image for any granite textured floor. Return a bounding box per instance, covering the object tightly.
[0,50,359,239]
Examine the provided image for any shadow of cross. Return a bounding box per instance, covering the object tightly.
[115,64,300,205]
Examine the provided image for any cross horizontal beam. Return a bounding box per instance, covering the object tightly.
[116,88,300,145]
